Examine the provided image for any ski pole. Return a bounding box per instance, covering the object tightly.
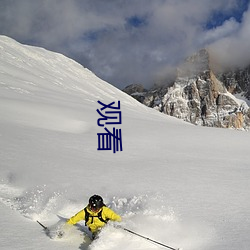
[37,220,48,231]
[122,227,180,250]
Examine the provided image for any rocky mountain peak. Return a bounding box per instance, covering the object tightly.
[177,49,210,78]
[123,49,250,130]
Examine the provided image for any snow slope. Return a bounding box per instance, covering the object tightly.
[0,35,250,250]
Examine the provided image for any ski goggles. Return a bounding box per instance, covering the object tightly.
[89,204,101,212]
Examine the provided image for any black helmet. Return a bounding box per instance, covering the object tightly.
[89,195,104,210]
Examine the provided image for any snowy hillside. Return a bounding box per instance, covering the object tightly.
[0,36,250,250]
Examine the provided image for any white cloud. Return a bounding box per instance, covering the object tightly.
[0,0,249,88]
[200,18,240,45]
[209,5,250,68]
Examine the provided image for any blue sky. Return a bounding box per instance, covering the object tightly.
[0,0,249,89]
[206,0,249,28]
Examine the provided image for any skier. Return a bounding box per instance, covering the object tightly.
[66,194,121,239]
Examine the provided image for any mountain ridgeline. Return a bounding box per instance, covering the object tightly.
[123,49,250,130]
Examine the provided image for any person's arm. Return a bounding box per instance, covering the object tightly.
[103,207,122,222]
[67,209,85,225]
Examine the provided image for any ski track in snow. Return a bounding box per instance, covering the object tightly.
[0,99,91,134]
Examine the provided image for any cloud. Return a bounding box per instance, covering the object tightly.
[209,4,250,69]
[200,18,240,45]
[0,0,249,88]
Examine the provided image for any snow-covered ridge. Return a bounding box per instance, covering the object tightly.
[0,35,142,105]
[0,35,155,134]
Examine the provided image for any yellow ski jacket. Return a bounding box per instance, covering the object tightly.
[67,206,121,233]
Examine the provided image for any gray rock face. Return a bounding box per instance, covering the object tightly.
[218,66,250,99]
[123,49,250,130]
[123,84,147,103]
